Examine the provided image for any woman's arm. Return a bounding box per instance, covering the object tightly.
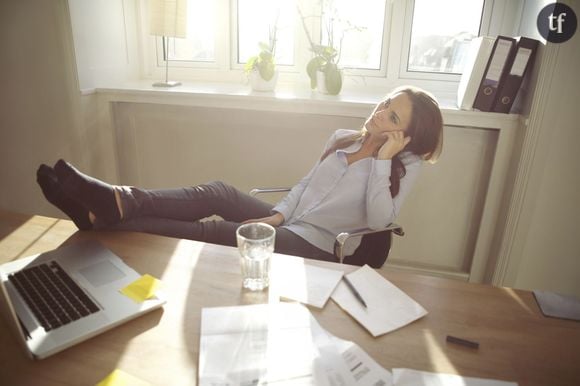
[366,156,422,229]
[242,212,285,226]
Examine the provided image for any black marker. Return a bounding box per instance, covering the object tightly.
[446,335,480,349]
[343,276,367,308]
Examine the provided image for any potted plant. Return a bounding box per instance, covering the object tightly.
[244,22,278,92]
[297,6,343,95]
[298,3,366,95]
[307,45,342,95]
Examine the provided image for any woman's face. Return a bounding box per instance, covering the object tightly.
[364,92,413,136]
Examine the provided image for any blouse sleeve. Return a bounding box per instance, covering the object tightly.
[366,154,422,229]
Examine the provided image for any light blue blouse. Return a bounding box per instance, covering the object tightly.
[273,129,422,256]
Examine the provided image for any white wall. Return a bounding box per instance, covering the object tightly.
[0,0,82,217]
[67,0,140,91]
[503,29,580,296]
[487,0,580,297]
[0,0,124,218]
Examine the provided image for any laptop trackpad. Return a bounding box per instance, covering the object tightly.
[79,260,126,287]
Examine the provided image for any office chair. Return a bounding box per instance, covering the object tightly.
[250,188,404,268]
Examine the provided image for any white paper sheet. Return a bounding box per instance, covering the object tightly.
[198,302,397,386]
[198,303,356,386]
[392,368,518,386]
[331,265,427,337]
[331,337,393,386]
[270,255,344,309]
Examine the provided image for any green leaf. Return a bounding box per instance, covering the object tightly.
[312,44,326,56]
[322,46,337,61]
[258,61,276,81]
[244,56,259,72]
[311,44,337,62]
[324,65,342,95]
[307,57,325,89]
[259,51,273,62]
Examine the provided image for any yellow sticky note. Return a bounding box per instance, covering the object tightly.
[120,274,161,303]
[96,369,150,386]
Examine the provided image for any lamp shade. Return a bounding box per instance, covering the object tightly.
[149,0,187,38]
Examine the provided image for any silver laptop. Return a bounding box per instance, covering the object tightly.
[0,240,166,359]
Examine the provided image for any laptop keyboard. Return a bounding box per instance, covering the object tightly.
[8,261,100,331]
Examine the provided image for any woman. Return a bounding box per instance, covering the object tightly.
[37,86,443,262]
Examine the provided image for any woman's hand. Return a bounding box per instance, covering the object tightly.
[242,212,285,227]
[377,131,411,160]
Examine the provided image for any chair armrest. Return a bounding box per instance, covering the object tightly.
[334,223,404,264]
[249,188,291,197]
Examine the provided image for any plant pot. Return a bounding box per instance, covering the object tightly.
[316,69,342,95]
[249,69,278,92]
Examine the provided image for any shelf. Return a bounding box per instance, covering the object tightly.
[91,80,521,131]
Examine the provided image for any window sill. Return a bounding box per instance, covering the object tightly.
[90,80,521,131]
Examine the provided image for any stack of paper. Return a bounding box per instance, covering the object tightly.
[198,303,393,386]
[198,260,520,386]
[198,303,518,386]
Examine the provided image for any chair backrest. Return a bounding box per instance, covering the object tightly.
[343,230,393,268]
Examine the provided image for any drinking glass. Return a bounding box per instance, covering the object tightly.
[236,223,276,291]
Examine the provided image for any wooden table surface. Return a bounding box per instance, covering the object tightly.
[0,210,579,386]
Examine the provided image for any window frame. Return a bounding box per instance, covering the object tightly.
[140,0,524,94]
[395,0,481,82]
[147,0,230,73]
[230,0,307,74]
[397,0,488,82]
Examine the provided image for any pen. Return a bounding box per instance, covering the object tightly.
[343,276,367,308]
[446,335,479,349]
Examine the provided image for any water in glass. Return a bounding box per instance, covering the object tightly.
[236,223,275,291]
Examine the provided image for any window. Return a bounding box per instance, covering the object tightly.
[320,0,386,70]
[235,0,387,71]
[407,0,485,74]
[144,0,518,89]
[155,1,217,65]
[237,0,296,66]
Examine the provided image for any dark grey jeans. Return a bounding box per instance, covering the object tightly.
[98,181,337,262]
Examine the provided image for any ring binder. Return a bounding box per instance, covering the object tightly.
[473,36,516,112]
[492,36,540,113]
[457,36,495,111]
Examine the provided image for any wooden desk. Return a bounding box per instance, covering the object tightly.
[0,210,579,386]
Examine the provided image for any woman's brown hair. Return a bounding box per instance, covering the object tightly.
[320,86,443,197]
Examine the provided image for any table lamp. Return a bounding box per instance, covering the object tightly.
[149,0,187,87]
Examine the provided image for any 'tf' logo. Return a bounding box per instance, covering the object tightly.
[538,3,577,43]
[549,12,567,33]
